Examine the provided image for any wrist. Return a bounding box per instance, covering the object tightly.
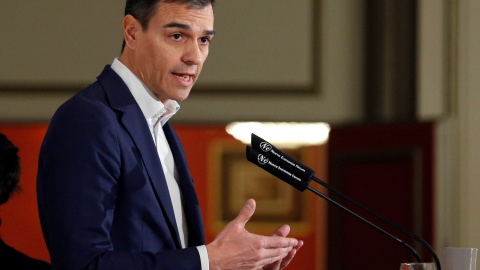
[206,243,219,270]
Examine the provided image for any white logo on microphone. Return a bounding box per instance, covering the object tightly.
[260,142,272,152]
[257,154,269,165]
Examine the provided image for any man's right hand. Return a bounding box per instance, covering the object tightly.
[206,199,301,270]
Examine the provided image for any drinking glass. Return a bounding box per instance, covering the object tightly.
[443,247,478,270]
[400,262,437,270]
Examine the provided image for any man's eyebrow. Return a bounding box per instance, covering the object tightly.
[164,22,215,36]
[204,29,215,36]
[164,22,190,30]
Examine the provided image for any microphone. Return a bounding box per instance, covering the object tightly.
[250,133,316,184]
[247,133,441,270]
[246,146,311,191]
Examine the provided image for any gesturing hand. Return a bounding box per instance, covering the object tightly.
[206,199,301,270]
[263,225,303,270]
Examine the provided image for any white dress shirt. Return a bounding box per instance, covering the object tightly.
[111,58,209,270]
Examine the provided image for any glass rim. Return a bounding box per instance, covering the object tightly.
[400,262,436,265]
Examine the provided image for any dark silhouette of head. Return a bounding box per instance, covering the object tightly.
[0,133,20,206]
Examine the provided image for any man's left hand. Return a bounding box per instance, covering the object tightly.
[263,225,303,270]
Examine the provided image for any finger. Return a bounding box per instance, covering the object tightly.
[278,240,303,269]
[278,249,297,269]
[264,260,281,270]
[258,235,298,249]
[272,224,290,237]
[262,246,289,270]
[235,245,291,270]
[261,252,288,270]
[262,240,304,270]
[266,225,294,270]
[233,199,256,228]
[295,240,304,250]
[255,247,292,265]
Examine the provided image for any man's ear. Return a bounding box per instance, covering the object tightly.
[123,15,140,50]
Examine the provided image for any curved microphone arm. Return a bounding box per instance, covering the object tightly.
[306,186,422,263]
[311,177,441,270]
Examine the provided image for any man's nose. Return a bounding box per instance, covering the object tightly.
[182,40,203,66]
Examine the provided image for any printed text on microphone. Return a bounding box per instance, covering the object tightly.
[270,150,306,173]
[267,160,302,182]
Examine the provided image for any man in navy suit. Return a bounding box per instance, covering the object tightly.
[37,0,303,269]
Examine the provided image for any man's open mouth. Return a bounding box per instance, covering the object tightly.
[172,73,192,82]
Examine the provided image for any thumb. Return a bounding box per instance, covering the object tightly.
[234,199,256,228]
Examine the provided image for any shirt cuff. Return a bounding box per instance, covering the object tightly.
[196,245,210,270]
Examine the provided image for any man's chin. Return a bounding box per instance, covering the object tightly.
[172,90,192,102]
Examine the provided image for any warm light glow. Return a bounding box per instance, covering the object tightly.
[226,122,330,148]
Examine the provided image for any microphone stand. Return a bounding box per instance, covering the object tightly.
[311,177,442,270]
[305,185,422,263]
[246,145,424,265]
[247,134,442,269]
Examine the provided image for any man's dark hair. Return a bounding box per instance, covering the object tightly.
[0,133,20,205]
[121,0,215,52]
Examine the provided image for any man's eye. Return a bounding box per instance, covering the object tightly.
[200,37,210,44]
[171,34,182,40]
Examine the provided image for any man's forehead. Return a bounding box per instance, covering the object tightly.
[156,1,214,15]
[154,2,214,30]
[158,0,213,9]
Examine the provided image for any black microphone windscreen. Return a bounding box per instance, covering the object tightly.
[246,146,310,191]
[250,133,316,181]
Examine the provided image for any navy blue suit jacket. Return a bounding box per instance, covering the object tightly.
[37,66,205,270]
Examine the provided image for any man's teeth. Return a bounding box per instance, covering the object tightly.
[174,74,190,81]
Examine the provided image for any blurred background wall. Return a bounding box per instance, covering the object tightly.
[0,0,479,269]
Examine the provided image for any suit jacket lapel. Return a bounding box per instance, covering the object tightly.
[97,66,182,248]
[163,123,205,246]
